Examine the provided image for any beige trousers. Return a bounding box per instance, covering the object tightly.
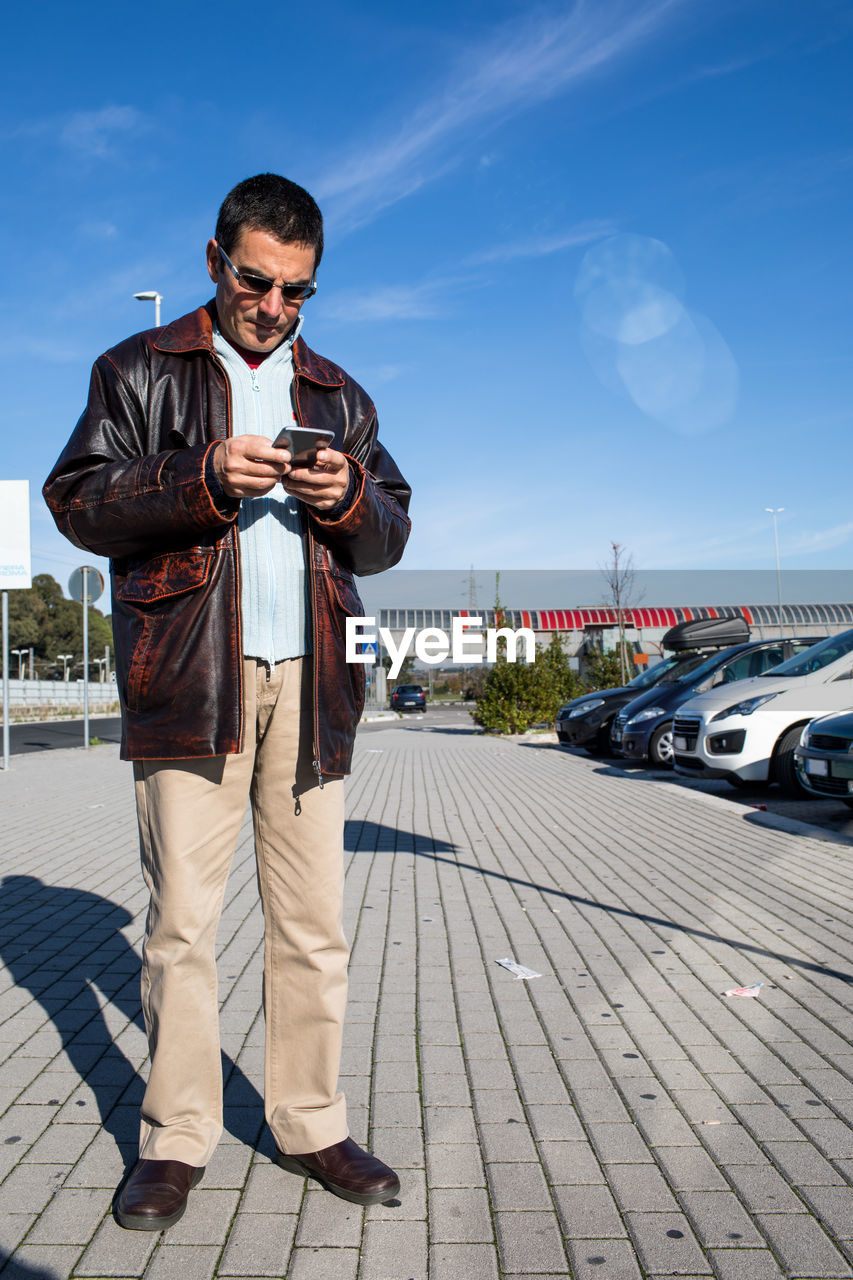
[133,657,348,1167]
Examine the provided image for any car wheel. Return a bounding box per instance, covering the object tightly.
[842,798,853,810]
[649,723,675,768]
[773,726,808,797]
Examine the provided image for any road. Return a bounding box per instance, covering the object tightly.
[6,702,853,843]
[6,715,123,755]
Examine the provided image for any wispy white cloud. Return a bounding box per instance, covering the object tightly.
[5,103,148,161]
[320,279,457,323]
[77,219,120,241]
[60,105,145,157]
[468,220,617,265]
[314,0,686,231]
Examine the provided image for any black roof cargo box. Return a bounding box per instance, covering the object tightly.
[663,615,750,652]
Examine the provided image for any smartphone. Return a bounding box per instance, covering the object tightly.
[272,425,335,467]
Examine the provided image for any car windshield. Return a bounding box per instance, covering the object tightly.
[396,685,423,693]
[759,628,853,678]
[673,646,741,687]
[627,654,694,691]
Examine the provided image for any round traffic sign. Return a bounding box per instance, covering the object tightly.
[68,565,105,605]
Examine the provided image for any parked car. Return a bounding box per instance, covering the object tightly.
[612,637,817,767]
[672,628,853,795]
[556,652,710,755]
[794,710,853,806]
[390,683,426,712]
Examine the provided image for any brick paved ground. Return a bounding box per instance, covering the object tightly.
[1,712,852,1279]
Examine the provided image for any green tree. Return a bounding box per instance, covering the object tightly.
[5,573,113,679]
[473,633,583,734]
[582,647,626,691]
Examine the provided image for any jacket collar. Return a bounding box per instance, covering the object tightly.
[154,302,344,387]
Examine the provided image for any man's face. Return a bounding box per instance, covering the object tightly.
[206,227,316,353]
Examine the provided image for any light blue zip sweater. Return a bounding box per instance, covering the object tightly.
[213,320,311,663]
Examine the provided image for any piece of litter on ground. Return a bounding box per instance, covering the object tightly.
[422,917,433,923]
[364,748,384,753]
[87,803,105,809]
[749,803,767,810]
[723,983,763,998]
[496,957,542,981]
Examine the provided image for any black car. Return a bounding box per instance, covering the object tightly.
[613,637,818,767]
[390,684,426,712]
[556,651,710,755]
[795,710,853,806]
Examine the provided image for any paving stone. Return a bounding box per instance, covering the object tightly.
[625,1210,712,1275]
[724,1162,807,1213]
[494,1210,569,1274]
[26,1187,107,1245]
[429,1186,493,1243]
[566,1238,643,1279]
[294,1188,363,1247]
[143,1243,221,1280]
[286,1247,359,1280]
[360,1219,428,1279]
[799,1185,853,1238]
[762,1139,847,1186]
[9,1245,83,1278]
[755,1212,853,1277]
[74,1216,159,1275]
[217,1212,298,1276]
[606,1162,680,1212]
[429,1243,500,1280]
[553,1184,626,1238]
[705,1248,785,1279]
[678,1189,766,1248]
[486,1160,552,1211]
[0,1163,69,1214]
[425,1141,485,1188]
[165,1187,241,1246]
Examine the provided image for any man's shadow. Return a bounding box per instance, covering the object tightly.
[0,875,265,1162]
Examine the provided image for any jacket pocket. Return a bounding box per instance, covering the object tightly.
[114,547,218,714]
[115,547,215,604]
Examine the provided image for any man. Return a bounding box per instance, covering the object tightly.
[43,174,411,1231]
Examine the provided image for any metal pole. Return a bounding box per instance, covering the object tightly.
[773,515,783,635]
[83,567,90,748]
[155,295,161,327]
[765,507,785,636]
[2,591,9,770]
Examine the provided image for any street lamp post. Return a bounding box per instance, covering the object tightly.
[765,507,785,635]
[133,290,162,327]
[10,648,28,679]
[57,653,73,682]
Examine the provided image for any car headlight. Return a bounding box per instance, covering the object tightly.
[567,699,605,718]
[626,705,665,727]
[710,693,778,723]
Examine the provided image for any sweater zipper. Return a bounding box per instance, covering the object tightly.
[210,349,244,753]
[293,371,324,787]
[249,364,277,665]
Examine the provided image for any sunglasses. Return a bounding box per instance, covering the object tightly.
[218,245,317,302]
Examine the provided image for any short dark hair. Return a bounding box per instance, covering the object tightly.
[215,173,324,268]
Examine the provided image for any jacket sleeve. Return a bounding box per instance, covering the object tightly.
[309,412,411,578]
[43,349,237,560]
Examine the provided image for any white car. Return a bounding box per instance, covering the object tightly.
[672,628,853,795]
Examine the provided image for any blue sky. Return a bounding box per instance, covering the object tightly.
[2,0,851,597]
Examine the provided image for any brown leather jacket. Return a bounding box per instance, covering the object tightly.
[43,303,411,775]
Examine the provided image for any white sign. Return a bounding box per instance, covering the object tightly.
[0,481,32,589]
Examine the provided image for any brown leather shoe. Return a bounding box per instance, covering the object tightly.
[114,1159,204,1231]
[276,1137,400,1205]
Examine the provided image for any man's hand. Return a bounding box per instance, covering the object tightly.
[283,448,351,511]
[213,436,290,498]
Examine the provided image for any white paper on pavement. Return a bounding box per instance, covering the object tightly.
[496,957,542,980]
[723,982,763,998]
